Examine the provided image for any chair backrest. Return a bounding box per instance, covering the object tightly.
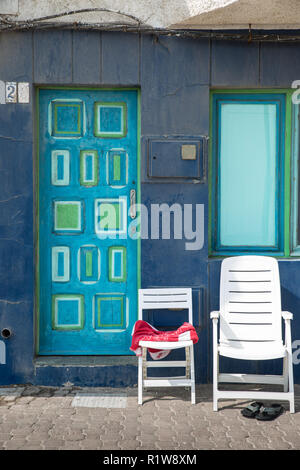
[219,256,282,344]
[138,288,193,324]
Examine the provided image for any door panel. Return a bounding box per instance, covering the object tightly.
[38,89,138,355]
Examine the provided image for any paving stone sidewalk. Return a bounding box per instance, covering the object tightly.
[0,384,299,450]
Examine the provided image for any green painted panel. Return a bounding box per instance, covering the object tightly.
[95,197,127,235]
[54,201,82,231]
[85,251,93,277]
[113,154,121,181]
[99,203,120,230]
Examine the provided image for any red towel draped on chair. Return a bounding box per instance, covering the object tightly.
[130,320,198,360]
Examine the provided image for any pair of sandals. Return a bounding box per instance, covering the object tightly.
[241,402,284,421]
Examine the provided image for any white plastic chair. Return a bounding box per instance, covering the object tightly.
[138,288,196,405]
[211,256,295,413]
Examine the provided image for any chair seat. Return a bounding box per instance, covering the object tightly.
[139,340,193,350]
[219,341,287,360]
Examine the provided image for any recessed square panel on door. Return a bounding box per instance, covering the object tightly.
[51,100,84,138]
[94,102,127,138]
[38,88,139,355]
[94,294,126,330]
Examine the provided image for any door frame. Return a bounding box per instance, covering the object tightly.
[34,86,141,355]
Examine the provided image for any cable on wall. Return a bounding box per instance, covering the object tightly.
[0,7,300,42]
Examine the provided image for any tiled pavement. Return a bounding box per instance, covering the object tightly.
[0,384,299,450]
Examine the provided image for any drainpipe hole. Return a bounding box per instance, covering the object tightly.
[1,329,11,339]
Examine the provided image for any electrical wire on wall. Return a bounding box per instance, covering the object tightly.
[0,7,300,42]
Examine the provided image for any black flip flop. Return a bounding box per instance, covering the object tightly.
[256,404,284,421]
[241,401,263,418]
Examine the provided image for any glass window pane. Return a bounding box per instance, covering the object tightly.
[219,102,277,247]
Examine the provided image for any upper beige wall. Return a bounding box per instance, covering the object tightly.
[1,0,300,29]
[174,0,300,29]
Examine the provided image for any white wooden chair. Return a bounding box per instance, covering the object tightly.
[138,288,196,405]
[211,255,295,413]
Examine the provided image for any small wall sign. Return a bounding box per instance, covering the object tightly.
[5,82,17,103]
[0,81,30,104]
[18,82,30,104]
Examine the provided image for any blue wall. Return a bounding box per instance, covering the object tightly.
[0,30,299,386]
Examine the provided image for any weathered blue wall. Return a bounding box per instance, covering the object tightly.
[0,30,299,386]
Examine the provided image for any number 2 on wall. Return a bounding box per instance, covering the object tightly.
[5,82,17,103]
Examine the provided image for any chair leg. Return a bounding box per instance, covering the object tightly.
[190,346,196,405]
[283,355,288,392]
[138,355,143,405]
[213,350,219,412]
[288,351,295,413]
[185,347,190,379]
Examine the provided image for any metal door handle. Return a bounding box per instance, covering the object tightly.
[129,189,136,219]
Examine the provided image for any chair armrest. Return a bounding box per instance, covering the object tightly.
[282,311,293,321]
[210,311,220,320]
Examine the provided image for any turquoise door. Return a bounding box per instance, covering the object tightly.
[38,88,139,355]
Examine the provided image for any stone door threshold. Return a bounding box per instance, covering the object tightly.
[34,356,137,367]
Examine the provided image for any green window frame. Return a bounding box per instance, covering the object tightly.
[209,89,295,257]
[291,102,300,255]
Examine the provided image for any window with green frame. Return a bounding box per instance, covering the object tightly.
[210,90,297,257]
